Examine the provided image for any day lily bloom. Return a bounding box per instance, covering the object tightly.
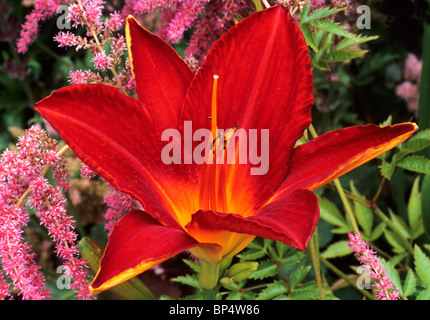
[35,5,417,295]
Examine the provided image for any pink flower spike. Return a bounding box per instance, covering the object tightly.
[347,232,400,300]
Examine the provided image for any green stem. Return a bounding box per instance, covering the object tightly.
[333,178,360,234]
[308,231,324,300]
[252,0,263,11]
[199,260,220,291]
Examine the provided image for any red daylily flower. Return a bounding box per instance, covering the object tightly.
[35,6,417,295]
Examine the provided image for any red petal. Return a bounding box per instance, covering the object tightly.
[90,210,217,294]
[279,123,418,193]
[126,16,194,128]
[186,189,319,253]
[180,6,313,210]
[35,84,199,228]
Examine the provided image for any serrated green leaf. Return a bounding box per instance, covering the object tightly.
[380,258,403,295]
[256,281,287,300]
[249,259,278,280]
[414,245,430,286]
[310,20,358,40]
[300,23,318,52]
[172,275,200,289]
[318,197,350,229]
[369,222,386,241]
[397,155,430,174]
[400,138,430,153]
[324,49,369,62]
[411,128,430,140]
[237,248,266,261]
[281,250,304,265]
[290,281,335,300]
[182,259,200,273]
[226,292,241,300]
[384,230,406,253]
[350,181,373,236]
[321,241,351,259]
[389,208,411,240]
[276,241,288,259]
[336,35,379,51]
[301,6,346,23]
[379,161,395,180]
[403,269,416,297]
[289,266,312,290]
[417,287,430,300]
[299,0,311,23]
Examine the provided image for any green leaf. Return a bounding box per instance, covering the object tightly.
[309,20,358,40]
[380,258,403,295]
[318,197,350,229]
[336,35,379,51]
[290,281,336,300]
[249,259,278,280]
[256,281,287,300]
[414,245,430,286]
[422,174,430,238]
[321,241,351,259]
[400,137,430,153]
[403,270,416,297]
[280,250,304,265]
[397,155,430,174]
[172,275,200,289]
[301,6,346,23]
[226,291,242,300]
[350,181,373,236]
[300,23,318,52]
[369,222,386,241]
[417,287,430,300]
[324,49,369,62]
[408,177,422,234]
[289,266,311,290]
[384,230,406,253]
[389,209,411,240]
[237,248,266,261]
[379,161,396,180]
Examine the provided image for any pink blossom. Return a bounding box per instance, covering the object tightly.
[0,272,10,300]
[17,0,67,53]
[0,125,92,299]
[103,185,134,234]
[92,52,113,70]
[404,53,422,81]
[347,233,400,300]
[54,31,79,47]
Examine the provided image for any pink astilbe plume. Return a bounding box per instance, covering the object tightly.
[53,0,134,93]
[0,125,92,299]
[396,53,422,117]
[17,0,69,53]
[347,232,400,300]
[103,185,134,235]
[123,0,250,65]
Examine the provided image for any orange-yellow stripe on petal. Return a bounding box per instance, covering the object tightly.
[278,123,418,195]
